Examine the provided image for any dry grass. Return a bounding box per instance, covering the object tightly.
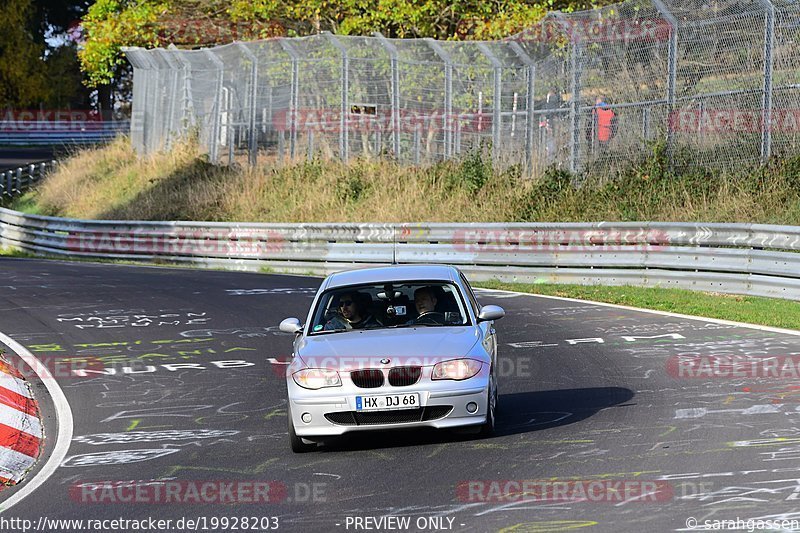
[16,137,800,224]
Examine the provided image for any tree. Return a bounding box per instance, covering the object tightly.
[0,0,51,108]
[80,0,619,87]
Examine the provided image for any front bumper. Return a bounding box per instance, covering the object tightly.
[287,371,490,437]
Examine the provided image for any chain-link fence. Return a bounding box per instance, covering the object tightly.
[124,0,800,174]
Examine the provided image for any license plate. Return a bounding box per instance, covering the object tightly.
[355,393,419,411]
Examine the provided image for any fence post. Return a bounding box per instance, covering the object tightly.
[323,32,350,163]
[373,32,401,159]
[140,54,155,155]
[553,13,582,174]
[236,43,259,167]
[477,43,503,162]
[508,41,536,173]
[145,51,168,154]
[279,39,301,160]
[122,47,150,155]
[425,39,453,159]
[158,50,180,151]
[203,50,225,164]
[653,0,678,170]
[758,0,775,162]
[569,42,582,174]
[172,53,195,136]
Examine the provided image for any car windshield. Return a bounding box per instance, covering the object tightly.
[307,281,470,335]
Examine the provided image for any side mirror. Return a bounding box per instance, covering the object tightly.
[477,305,505,322]
[279,318,303,334]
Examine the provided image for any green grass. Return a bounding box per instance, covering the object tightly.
[476,281,800,330]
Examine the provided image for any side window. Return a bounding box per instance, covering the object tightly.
[459,273,480,316]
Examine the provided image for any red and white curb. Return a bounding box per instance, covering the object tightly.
[0,331,73,512]
[0,357,42,487]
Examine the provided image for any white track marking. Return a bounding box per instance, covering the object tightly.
[474,287,800,337]
[0,331,74,511]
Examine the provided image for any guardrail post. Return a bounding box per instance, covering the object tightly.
[508,41,536,174]
[758,0,775,162]
[323,32,350,162]
[477,43,503,162]
[425,39,453,159]
[653,0,678,170]
[373,32,401,159]
[236,43,260,167]
[279,39,301,160]
[204,50,225,164]
[15,168,22,195]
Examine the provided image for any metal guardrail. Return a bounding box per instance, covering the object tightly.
[0,121,130,146]
[2,210,800,301]
[0,161,57,198]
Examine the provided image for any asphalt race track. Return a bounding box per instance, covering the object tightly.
[0,148,58,170]
[1,257,800,532]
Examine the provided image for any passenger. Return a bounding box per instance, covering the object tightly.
[324,291,381,330]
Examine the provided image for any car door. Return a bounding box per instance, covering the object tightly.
[460,273,497,363]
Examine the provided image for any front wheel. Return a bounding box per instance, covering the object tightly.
[288,406,316,453]
[479,372,497,437]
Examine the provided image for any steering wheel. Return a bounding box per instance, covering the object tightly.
[415,311,446,325]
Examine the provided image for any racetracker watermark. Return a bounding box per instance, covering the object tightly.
[272,356,531,378]
[669,109,800,133]
[272,108,496,134]
[506,17,671,44]
[667,355,800,379]
[0,355,104,382]
[457,479,673,503]
[152,18,284,46]
[70,481,326,504]
[66,229,285,257]
[0,109,103,131]
[451,228,671,253]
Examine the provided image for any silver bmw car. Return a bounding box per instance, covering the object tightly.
[279,264,505,452]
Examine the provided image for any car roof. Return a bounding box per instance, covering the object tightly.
[324,264,461,290]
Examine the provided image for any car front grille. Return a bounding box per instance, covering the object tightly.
[350,369,384,388]
[388,366,421,387]
[324,406,453,426]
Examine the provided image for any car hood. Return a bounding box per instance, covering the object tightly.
[297,327,483,371]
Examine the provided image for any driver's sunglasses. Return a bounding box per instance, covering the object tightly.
[339,300,354,307]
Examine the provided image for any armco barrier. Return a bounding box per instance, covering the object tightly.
[0,161,57,198]
[2,208,800,301]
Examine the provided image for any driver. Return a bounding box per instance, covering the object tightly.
[414,286,437,315]
[324,291,381,330]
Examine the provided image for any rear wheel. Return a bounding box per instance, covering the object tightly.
[288,406,316,453]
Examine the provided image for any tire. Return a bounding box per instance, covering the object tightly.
[288,407,315,453]
[479,371,497,437]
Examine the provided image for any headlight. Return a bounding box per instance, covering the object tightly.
[432,359,482,381]
[292,369,341,389]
